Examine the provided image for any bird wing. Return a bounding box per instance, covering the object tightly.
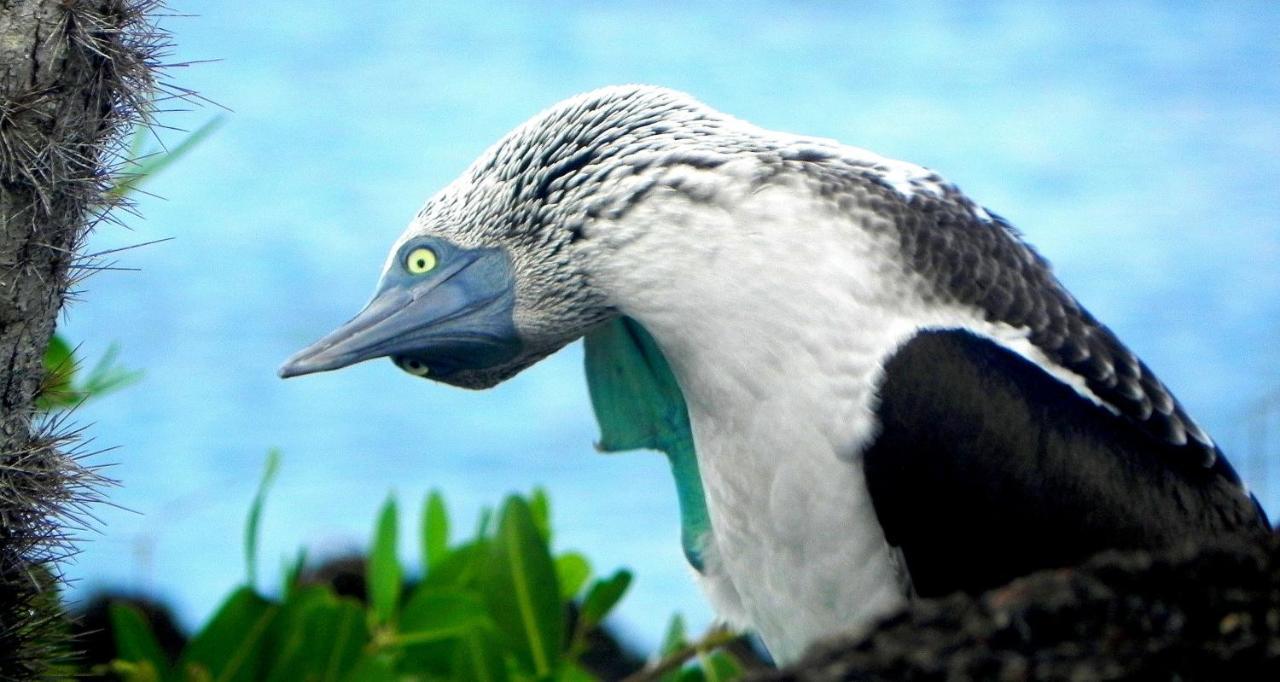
[866,175,1221,466]
[861,328,1267,598]
[766,145,1222,469]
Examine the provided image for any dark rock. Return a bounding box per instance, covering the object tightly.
[759,533,1280,681]
[300,553,370,602]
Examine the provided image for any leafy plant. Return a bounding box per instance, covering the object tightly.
[107,117,224,203]
[104,453,743,681]
[638,615,742,682]
[37,335,141,410]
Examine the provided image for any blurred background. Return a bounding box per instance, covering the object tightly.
[60,0,1279,650]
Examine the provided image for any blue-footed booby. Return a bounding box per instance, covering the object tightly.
[279,85,1268,662]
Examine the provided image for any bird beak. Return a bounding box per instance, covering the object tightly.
[278,287,416,378]
[278,248,521,380]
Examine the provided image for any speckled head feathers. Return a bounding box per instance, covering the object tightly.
[382,85,764,384]
[380,86,1220,469]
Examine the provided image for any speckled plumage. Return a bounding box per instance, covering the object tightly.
[326,85,1265,663]
[409,86,1214,467]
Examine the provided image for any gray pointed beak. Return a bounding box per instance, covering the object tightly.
[278,245,522,381]
[277,288,413,378]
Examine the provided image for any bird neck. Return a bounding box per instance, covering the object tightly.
[580,168,910,451]
[580,171,922,658]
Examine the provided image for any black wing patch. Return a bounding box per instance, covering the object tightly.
[784,154,1216,467]
[882,183,1218,467]
[863,330,1267,598]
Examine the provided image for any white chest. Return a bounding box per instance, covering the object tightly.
[582,170,1047,662]
[582,181,918,660]
[664,256,919,661]
[685,388,910,663]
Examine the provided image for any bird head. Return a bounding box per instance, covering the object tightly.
[276,149,608,389]
[278,85,727,388]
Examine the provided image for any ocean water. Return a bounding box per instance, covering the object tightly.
[59,0,1280,649]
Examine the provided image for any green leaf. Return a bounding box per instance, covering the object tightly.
[698,650,743,682]
[658,614,689,682]
[127,120,149,160]
[38,337,143,411]
[554,552,591,601]
[423,490,449,572]
[282,547,307,600]
[451,626,510,682]
[677,669,706,682]
[37,335,76,409]
[339,652,398,682]
[316,601,368,680]
[265,589,367,682]
[109,116,226,199]
[312,598,368,682]
[398,588,491,643]
[417,508,495,589]
[38,338,143,410]
[482,496,564,677]
[475,505,494,539]
[661,613,687,655]
[555,662,599,682]
[79,342,143,397]
[580,569,632,630]
[244,449,281,588]
[104,660,163,682]
[43,332,74,365]
[423,540,487,589]
[43,335,74,369]
[109,602,170,677]
[178,586,278,682]
[263,585,330,673]
[369,496,403,625]
[529,487,552,542]
[261,584,326,680]
[394,588,495,675]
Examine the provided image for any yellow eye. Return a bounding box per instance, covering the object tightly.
[405,247,437,275]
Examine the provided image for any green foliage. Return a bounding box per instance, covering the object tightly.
[107,117,225,201]
[648,616,744,682]
[370,496,403,626]
[423,491,449,571]
[177,587,279,682]
[579,569,632,636]
[555,553,591,602]
[106,454,744,681]
[108,604,167,679]
[245,449,281,588]
[37,336,141,411]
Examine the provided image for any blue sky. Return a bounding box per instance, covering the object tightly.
[60,1,1279,649]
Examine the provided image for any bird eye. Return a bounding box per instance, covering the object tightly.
[405,247,437,275]
[400,357,431,377]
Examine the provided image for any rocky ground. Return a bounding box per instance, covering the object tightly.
[71,533,1280,680]
[761,532,1280,681]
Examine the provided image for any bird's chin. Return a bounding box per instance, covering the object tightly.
[436,367,515,390]
[391,353,534,390]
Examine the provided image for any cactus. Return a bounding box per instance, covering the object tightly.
[0,1,168,677]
